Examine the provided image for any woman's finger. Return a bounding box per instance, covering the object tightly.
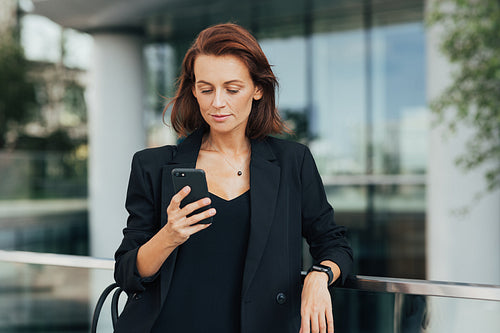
[300,313,310,333]
[185,220,212,235]
[186,206,216,226]
[318,312,327,333]
[181,197,212,217]
[168,186,191,210]
[310,312,319,333]
[326,310,334,333]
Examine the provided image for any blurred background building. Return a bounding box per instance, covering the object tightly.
[0,0,498,332]
[0,0,90,255]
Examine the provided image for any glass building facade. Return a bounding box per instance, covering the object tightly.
[2,0,468,332]
[144,0,428,280]
[139,3,429,329]
[1,0,428,272]
[0,1,90,255]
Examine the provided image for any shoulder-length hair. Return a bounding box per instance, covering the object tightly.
[164,23,288,139]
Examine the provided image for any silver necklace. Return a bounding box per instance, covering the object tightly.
[208,139,250,176]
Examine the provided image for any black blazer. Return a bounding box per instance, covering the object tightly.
[114,129,353,333]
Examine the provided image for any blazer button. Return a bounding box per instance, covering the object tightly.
[276,292,287,305]
[132,293,142,300]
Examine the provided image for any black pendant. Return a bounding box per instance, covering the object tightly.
[237,170,243,176]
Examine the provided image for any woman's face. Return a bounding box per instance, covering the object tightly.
[192,54,262,136]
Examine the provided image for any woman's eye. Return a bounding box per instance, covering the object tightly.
[200,89,212,94]
[227,89,239,94]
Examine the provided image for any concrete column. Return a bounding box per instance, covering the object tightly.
[426,0,500,287]
[425,0,500,331]
[87,33,145,258]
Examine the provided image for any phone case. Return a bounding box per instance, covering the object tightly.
[171,168,213,224]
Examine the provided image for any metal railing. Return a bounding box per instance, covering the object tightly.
[344,275,500,302]
[1,250,499,302]
[0,249,113,270]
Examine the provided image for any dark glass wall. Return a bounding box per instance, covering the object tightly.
[145,0,427,282]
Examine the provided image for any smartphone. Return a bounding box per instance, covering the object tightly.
[171,168,213,224]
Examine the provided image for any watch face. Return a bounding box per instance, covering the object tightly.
[314,265,331,272]
[313,266,328,272]
[310,265,333,284]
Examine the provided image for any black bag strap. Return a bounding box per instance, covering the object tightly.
[91,283,124,333]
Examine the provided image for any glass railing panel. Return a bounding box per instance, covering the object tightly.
[1,252,499,333]
[418,296,500,333]
[0,198,89,255]
[0,261,115,332]
[332,288,500,333]
[333,288,397,333]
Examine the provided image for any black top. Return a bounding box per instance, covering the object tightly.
[152,190,251,333]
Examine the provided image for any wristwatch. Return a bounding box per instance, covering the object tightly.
[308,264,334,285]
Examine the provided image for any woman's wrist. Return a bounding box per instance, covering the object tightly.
[136,231,177,278]
[306,271,329,285]
[320,260,342,285]
[157,226,181,251]
[308,264,334,285]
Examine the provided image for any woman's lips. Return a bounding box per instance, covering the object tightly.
[211,114,231,122]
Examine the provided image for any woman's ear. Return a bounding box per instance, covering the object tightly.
[192,85,197,99]
[253,86,263,101]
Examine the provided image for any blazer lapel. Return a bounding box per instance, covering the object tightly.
[160,129,204,227]
[159,129,204,306]
[242,138,281,298]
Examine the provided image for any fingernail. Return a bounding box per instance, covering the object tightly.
[209,208,216,215]
[183,186,190,192]
[203,198,211,205]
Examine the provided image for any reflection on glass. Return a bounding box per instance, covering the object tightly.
[1,11,90,256]
[311,30,367,175]
[0,262,115,332]
[261,37,307,112]
[328,184,425,279]
[371,23,427,175]
[333,289,500,333]
[423,296,500,333]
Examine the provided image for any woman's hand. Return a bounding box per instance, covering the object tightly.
[299,272,334,333]
[163,185,216,247]
[136,186,215,278]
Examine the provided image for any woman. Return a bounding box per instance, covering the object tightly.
[114,23,353,333]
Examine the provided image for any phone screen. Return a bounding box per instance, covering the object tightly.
[171,168,212,224]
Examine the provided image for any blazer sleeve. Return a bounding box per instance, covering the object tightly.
[300,146,353,284]
[114,151,162,294]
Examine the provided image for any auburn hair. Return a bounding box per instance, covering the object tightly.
[164,23,288,139]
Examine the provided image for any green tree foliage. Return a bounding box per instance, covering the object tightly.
[0,31,36,148]
[428,0,500,192]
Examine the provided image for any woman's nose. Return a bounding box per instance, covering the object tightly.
[212,90,226,108]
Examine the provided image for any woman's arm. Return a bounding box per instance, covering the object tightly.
[300,146,353,282]
[136,186,215,277]
[299,146,353,333]
[114,151,215,292]
[300,260,340,333]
